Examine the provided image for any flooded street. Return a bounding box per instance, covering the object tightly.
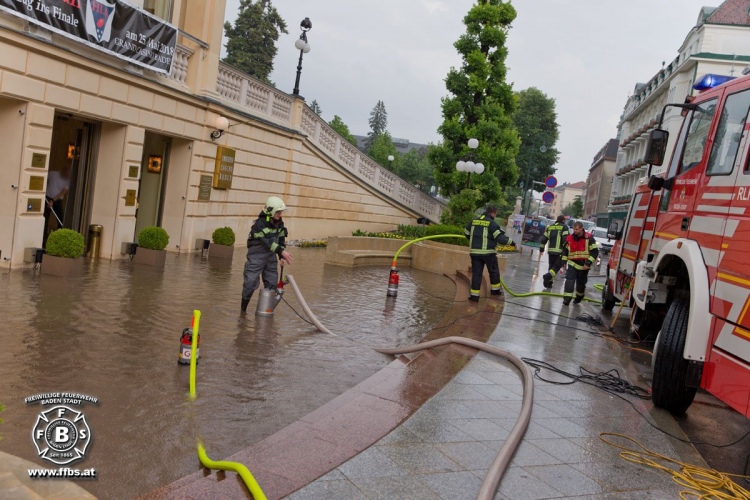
[0,248,454,499]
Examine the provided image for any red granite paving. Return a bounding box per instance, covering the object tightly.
[141,268,505,500]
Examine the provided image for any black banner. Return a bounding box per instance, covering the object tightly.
[521,216,547,248]
[0,0,177,74]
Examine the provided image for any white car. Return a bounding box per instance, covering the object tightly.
[592,227,613,255]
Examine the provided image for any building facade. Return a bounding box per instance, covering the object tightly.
[548,181,585,218]
[0,0,441,269]
[611,0,750,212]
[584,139,620,226]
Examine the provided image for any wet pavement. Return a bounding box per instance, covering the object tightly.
[0,248,455,499]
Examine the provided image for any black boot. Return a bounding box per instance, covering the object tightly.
[573,295,583,304]
[241,298,250,312]
[543,273,553,289]
[468,296,480,302]
[562,299,571,306]
[491,290,502,296]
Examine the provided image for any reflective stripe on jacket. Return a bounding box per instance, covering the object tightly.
[561,232,598,267]
[540,223,570,254]
[464,213,509,255]
[247,211,288,256]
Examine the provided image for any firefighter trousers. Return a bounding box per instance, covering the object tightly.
[563,265,589,304]
[470,254,501,298]
[242,248,278,301]
[547,252,563,273]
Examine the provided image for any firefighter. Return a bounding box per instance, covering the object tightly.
[540,215,570,288]
[241,196,293,313]
[464,204,515,302]
[555,221,598,305]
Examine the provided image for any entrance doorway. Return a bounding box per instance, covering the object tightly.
[135,132,172,240]
[44,113,99,246]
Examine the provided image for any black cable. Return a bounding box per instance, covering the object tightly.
[521,357,750,448]
[280,295,315,326]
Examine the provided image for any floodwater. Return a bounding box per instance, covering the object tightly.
[0,248,454,499]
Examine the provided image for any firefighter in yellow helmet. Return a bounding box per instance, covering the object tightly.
[241,196,293,312]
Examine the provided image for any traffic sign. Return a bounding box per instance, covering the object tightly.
[545,175,557,188]
[542,191,555,204]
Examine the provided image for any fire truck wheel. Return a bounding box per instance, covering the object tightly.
[601,278,616,311]
[651,297,696,415]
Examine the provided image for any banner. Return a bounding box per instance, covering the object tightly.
[521,216,547,248]
[0,0,177,74]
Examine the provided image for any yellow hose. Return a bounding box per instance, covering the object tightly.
[189,310,267,500]
[392,235,601,304]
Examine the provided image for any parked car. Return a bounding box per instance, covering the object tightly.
[592,227,613,254]
[566,218,596,232]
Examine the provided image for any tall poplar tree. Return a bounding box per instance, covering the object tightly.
[365,100,388,150]
[513,87,560,196]
[428,0,519,204]
[223,0,287,84]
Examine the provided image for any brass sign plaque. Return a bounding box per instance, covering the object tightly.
[129,166,140,178]
[29,176,44,191]
[125,190,137,207]
[27,198,42,212]
[31,153,47,168]
[213,146,235,190]
[198,175,212,201]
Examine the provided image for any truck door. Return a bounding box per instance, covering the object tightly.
[652,98,719,255]
[703,87,750,416]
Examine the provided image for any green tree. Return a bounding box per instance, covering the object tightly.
[366,100,388,149]
[368,132,398,171]
[310,100,322,116]
[428,0,519,207]
[223,0,287,84]
[441,189,481,227]
[328,115,358,146]
[562,196,583,218]
[513,87,560,205]
[397,147,435,192]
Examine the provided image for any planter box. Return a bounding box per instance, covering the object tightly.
[133,247,167,268]
[208,243,234,260]
[41,255,83,277]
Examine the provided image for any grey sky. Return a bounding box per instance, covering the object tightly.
[222,0,715,185]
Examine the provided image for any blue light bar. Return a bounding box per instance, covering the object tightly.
[693,73,736,91]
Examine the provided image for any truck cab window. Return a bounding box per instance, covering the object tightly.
[678,99,716,174]
[707,90,750,176]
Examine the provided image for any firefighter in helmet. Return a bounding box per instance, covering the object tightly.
[549,220,598,305]
[241,196,293,313]
[464,204,514,302]
[540,215,570,288]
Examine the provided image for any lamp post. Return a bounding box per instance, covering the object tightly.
[387,154,394,171]
[521,141,547,215]
[456,138,484,189]
[292,18,312,96]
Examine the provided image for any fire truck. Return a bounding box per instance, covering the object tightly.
[603,73,750,417]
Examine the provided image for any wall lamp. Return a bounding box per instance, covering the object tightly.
[211,116,229,141]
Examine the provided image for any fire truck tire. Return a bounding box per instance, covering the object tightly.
[601,278,616,311]
[651,297,696,415]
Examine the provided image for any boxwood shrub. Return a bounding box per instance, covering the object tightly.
[137,226,169,251]
[212,227,236,246]
[45,229,85,258]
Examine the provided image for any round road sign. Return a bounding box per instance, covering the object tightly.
[545,175,557,189]
[542,191,555,204]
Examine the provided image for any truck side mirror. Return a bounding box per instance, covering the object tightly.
[648,175,665,190]
[607,220,623,241]
[644,129,669,166]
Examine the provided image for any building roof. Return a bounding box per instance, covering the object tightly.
[567,181,587,190]
[704,0,750,25]
[352,135,428,154]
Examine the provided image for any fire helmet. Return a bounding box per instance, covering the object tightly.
[265,196,287,214]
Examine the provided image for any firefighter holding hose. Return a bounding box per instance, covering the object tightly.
[545,220,598,305]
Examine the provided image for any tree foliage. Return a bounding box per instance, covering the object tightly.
[223,0,287,84]
[328,115,358,146]
[562,196,583,218]
[513,87,560,195]
[368,132,398,171]
[440,189,482,227]
[397,148,435,192]
[310,100,322,116]
[366,100,388,149]
[428,0,519,207]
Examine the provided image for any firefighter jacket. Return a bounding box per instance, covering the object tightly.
[465,212,510,255]
[561,232,598,270]
[540,222,570,255]
[247,211,288,257]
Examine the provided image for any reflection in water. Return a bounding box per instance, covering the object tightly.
[0,248,453,498]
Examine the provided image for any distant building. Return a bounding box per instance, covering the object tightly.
[612,0,750,212]
[548,181,586,218]
[584,139,620,227]
[352,135,429,155]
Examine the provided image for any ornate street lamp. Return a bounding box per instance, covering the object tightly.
[456,138,484,189]
[292,18,312,96]
[522,141,547,214]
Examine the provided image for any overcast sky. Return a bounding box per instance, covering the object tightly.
[222,0,715,184]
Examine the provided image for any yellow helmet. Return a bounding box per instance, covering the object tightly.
[265,196,287,214]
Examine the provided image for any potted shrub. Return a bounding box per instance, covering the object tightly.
[133,226,169,267]
[43,228,84,277]
[209,226,235,260]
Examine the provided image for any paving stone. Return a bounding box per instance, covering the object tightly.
[419,471,483,500]
[378,444,463,475]
[504,440,562,467]
[403,413,475,443]
[533,417,590,438]
[348,476,436,500]
[447,418,510,442]
[495,466,564,500]
[336,446,407,480]
[434,441,498,471]
[524,463,605,496]
[287,478,367,500]
[492,419,561,440]
[527,438,597,464]
[375,426,423,446]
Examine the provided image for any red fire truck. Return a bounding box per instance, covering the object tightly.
[604,73,750,417]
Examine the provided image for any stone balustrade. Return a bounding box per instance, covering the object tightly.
[168,44,193,85]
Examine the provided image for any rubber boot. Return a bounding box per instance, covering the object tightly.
[543,273,553,289]
[241,298,250,312]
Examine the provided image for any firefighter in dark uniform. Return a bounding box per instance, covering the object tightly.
[540,215,570,288]
[553,221,598,305]
[241,196,293,312]
[464,205,514,302]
